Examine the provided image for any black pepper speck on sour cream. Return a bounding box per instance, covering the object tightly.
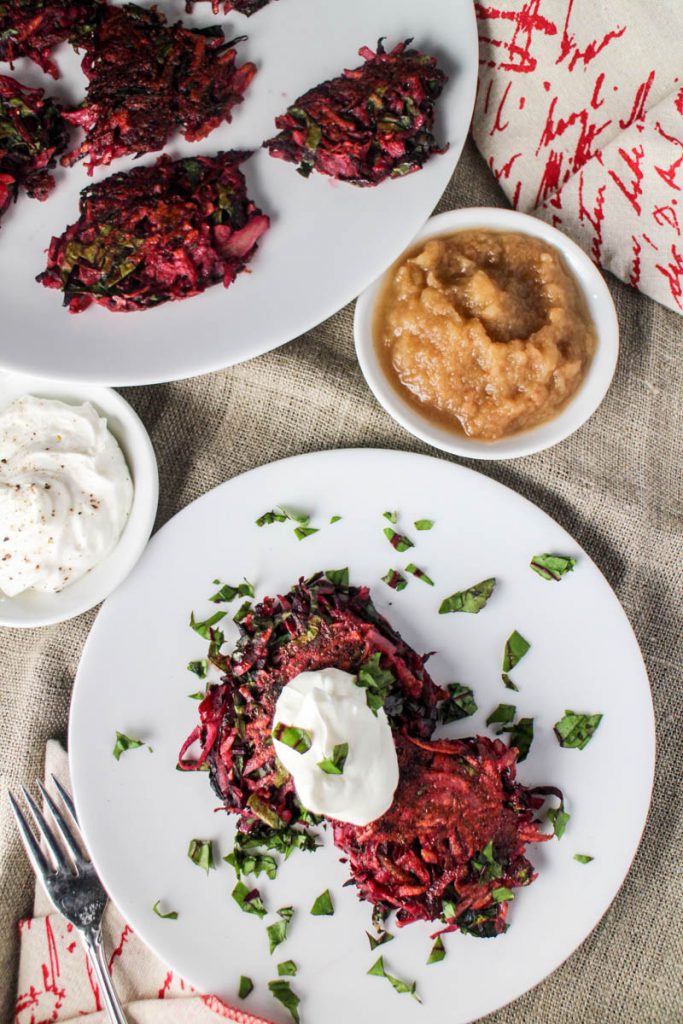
[0,396,133,596]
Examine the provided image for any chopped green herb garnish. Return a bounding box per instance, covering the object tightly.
[383,527,414,552]
[256,509,288,526]
[278,505,309,525]
[267,905,294,953]
[246,794,287,830]
[210,579,255,603]
[471,840,504,880]
[187,838,214,874]
[530,553,577,581]
[317,743,348,775]
[268,979,301,1023]
[113,731,145,760]
[239,822,319,859]
[574,853,594,864]
[506,717,534,762]
[152,900,178,920]
[439,578,496,615]
[427,935,445,964]
[491,887,515,903]
[442,899,457,920]
[486,703,516,727]
[382,569,407,591]
[233,601,252,624]
[310,889,334,916]
[366,929,394,950]
[277,960,297,976]
[190,609,226,639]
[238,976,254,999]
[187,659,209,678]
[232,881,267,918]
[188,690,206,700]
[325,567,349,587]
[294,526,319,541]
[356,653,395,715]
[438,682,477,723]
[554,710,603,750]
[383,511,397,523]
[329,515,342,524]
[273,723,313,754]
[502,673,519,691]
[503,631,530,673]
[414,519,434,531]
[368,957,421,1003]
[224,847,278,881]
[547,805,570,839]
[405,563,434,586]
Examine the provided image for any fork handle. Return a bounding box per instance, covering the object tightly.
[81,926,128,1024]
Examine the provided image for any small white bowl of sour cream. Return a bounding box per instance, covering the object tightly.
[0,372,158,628]
[354,207,619,460]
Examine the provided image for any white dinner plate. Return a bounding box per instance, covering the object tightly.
[69,449,655,1023]
[0,0,477,386]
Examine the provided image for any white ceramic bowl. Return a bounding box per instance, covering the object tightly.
[354,207,619,460]
[0,372,158,628]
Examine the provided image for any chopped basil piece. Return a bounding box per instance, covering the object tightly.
[438,683,477,723]
[547,805,570,839]
[256,510,288,526]
[187,659,209,678]
[574,853,594,864]
[506,717,534,762]
[530,553,577,581]
[439,578,496,615]
[383,511,397,523]
[310,889,334,916]
[232,881,267,918]
[268,979,301,1023]
[414,519,434,531]
[486,704,516,727]
[325,567,349,587]
[366,929,394,950]
[277,960,297,976]
[472,840,504,880]
[383,527,414,552]
[273,723,313,754]
[224,847,278,881]
[501,673,519,691]
[187,838,214,874]
[278,905,294,922]
[491,887,515,903]
[278,505,309,525]
[246,794,287,830]
[329,515,342,524]
[317,742,348,775]
[152,900,178,920]
[554,710,603,750]
[188,690,206,700]
[442,899,457,920]
[382,569,407,591]
[239,822,320,859]
[233,601,252,624]
[238,976,253,999]
[503,631,530,673]
[267,906,294,954]
[427,935,445,964]
[210,579,255,603]
[190,609,226,639]
[113,731,144,760]
[294,526,319,541]
[405,563,434,586]
[356,653,395,715]
[368,957,421,1003]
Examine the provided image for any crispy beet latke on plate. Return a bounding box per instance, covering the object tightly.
[263,39,448,186]
[38,151,269,313]
[61,2,256,173]
[0,0,102,78]
[179,572,558,937]
[0,74,68,223]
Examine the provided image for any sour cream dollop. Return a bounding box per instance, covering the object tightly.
[272,667,399,826]
[0,396,133,596]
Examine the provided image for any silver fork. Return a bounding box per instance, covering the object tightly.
[9,777,127,1024]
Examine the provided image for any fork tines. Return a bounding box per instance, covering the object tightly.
[9,777,86,881]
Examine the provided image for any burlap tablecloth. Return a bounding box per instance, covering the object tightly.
[0,139,681,1022]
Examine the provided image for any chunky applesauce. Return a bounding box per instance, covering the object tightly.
[373,230,596,441]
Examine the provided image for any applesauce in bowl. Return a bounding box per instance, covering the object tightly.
[373,229,596,442]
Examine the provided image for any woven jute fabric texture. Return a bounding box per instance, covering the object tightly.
[0,139,681,1022]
